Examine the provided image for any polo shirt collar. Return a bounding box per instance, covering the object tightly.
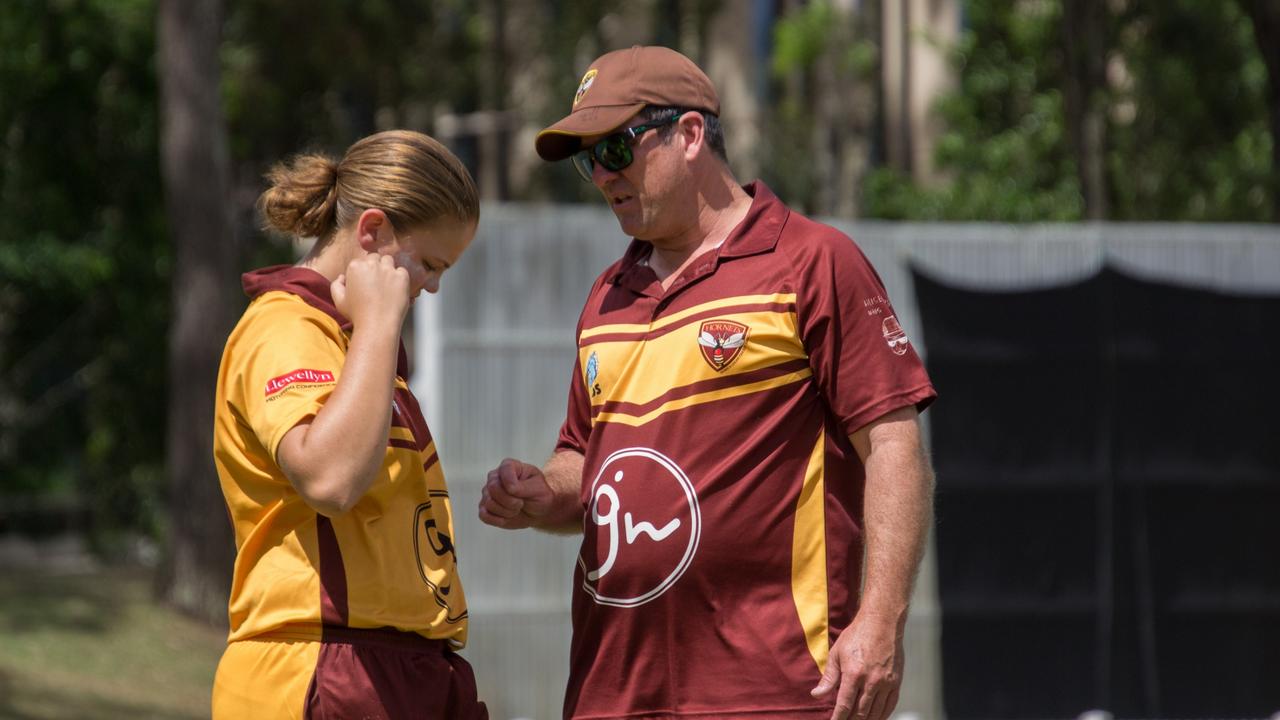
[242,264,410,378]
[718,180,787,258]
[243,265,344,324]
[608,180,788,290]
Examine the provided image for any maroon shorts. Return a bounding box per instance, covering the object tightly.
[304,626,488,720]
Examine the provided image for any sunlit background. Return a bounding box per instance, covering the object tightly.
[1,1,1277,718]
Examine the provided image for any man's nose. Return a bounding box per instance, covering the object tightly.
[591,160,618,187]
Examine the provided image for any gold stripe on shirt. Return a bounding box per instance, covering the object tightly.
[791,428,830,674]
[593,368,812,428]
[582,308,805,410]
[578,293,798,341]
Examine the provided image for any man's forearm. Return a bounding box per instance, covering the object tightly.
[533,449,587,533]
[856,421,935,626]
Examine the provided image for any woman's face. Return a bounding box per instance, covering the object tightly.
[377,217,477,298]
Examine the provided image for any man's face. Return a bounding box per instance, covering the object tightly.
[580,117,687,241]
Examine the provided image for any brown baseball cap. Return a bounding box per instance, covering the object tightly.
[535,45,720,162]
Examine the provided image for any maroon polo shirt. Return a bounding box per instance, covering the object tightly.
[556,181,936,719]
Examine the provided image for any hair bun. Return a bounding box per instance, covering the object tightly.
[258,153,341,238]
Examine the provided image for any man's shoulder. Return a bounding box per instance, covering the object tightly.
[777,208,854,248]
[774,209,865,269]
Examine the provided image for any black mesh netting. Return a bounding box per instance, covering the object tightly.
[914,265,1280,719]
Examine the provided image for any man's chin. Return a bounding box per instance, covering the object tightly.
[611,214,645,239]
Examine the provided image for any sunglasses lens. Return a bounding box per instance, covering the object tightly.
[571,151,594,181]
[594,136,633,172]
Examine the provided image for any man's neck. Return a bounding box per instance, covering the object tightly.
[646,176,752,289]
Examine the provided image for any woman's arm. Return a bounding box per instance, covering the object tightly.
[276,253,410,516]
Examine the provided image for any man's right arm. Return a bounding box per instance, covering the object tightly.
[478,449,585,534]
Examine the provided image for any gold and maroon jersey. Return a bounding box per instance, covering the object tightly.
[213,266,468,648]
[557,182,936,718]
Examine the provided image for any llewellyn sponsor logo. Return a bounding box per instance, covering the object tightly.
[265,369,335,398]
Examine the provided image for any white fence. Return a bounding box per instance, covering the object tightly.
[413,205,1280,720]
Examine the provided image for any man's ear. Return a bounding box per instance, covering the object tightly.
[680,112,706,162]
[354,208,389,252]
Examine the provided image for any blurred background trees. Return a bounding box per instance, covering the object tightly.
[864,0,1276,221]
[1,0,168,555]
[0,0,1275,621]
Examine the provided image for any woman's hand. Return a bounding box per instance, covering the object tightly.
[331,252,411,331]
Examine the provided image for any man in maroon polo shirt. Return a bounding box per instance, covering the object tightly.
[479,45,937,720]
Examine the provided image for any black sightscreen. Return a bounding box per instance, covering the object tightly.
[914,266,1280,719]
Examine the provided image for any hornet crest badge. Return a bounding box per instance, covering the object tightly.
[697,320,748,372]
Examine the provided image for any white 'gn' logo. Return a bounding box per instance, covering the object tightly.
[579,447,701,607]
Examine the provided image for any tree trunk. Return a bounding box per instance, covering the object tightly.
[1062,0,1110,220]
[1241,0,1280,222]
[479,0,510,201]
[155,0,239,624]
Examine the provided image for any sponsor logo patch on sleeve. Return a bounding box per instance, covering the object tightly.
[265,368,336,397]
[881,315,910,355]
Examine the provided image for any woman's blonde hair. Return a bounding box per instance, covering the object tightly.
[258,130,479,239]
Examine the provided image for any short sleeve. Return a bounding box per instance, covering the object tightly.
[555,351,591,454]
[556,274,612,456]
[224,296,346,462]
[789,226,936,437]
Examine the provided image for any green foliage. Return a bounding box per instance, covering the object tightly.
[0,0,167,543]
[764,1,878,214]
[772,1,835,75]
[863,0,1273,220]
[223,0,462,164]
[221,0,621,204]
[763,98,819,214]
[863,0,1085,220]
[518,0,623,202]
[766,2,840,210]
[772,0,878,79]
[1109,0,1273,219]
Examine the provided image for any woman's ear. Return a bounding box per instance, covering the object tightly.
[355,208,389,252]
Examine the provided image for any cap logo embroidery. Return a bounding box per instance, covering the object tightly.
[697,320,748,372]
[574,68,598,106]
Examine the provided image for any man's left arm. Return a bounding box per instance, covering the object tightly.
[811,405,935,720]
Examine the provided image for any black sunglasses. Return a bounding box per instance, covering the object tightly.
[571,111,687,181]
